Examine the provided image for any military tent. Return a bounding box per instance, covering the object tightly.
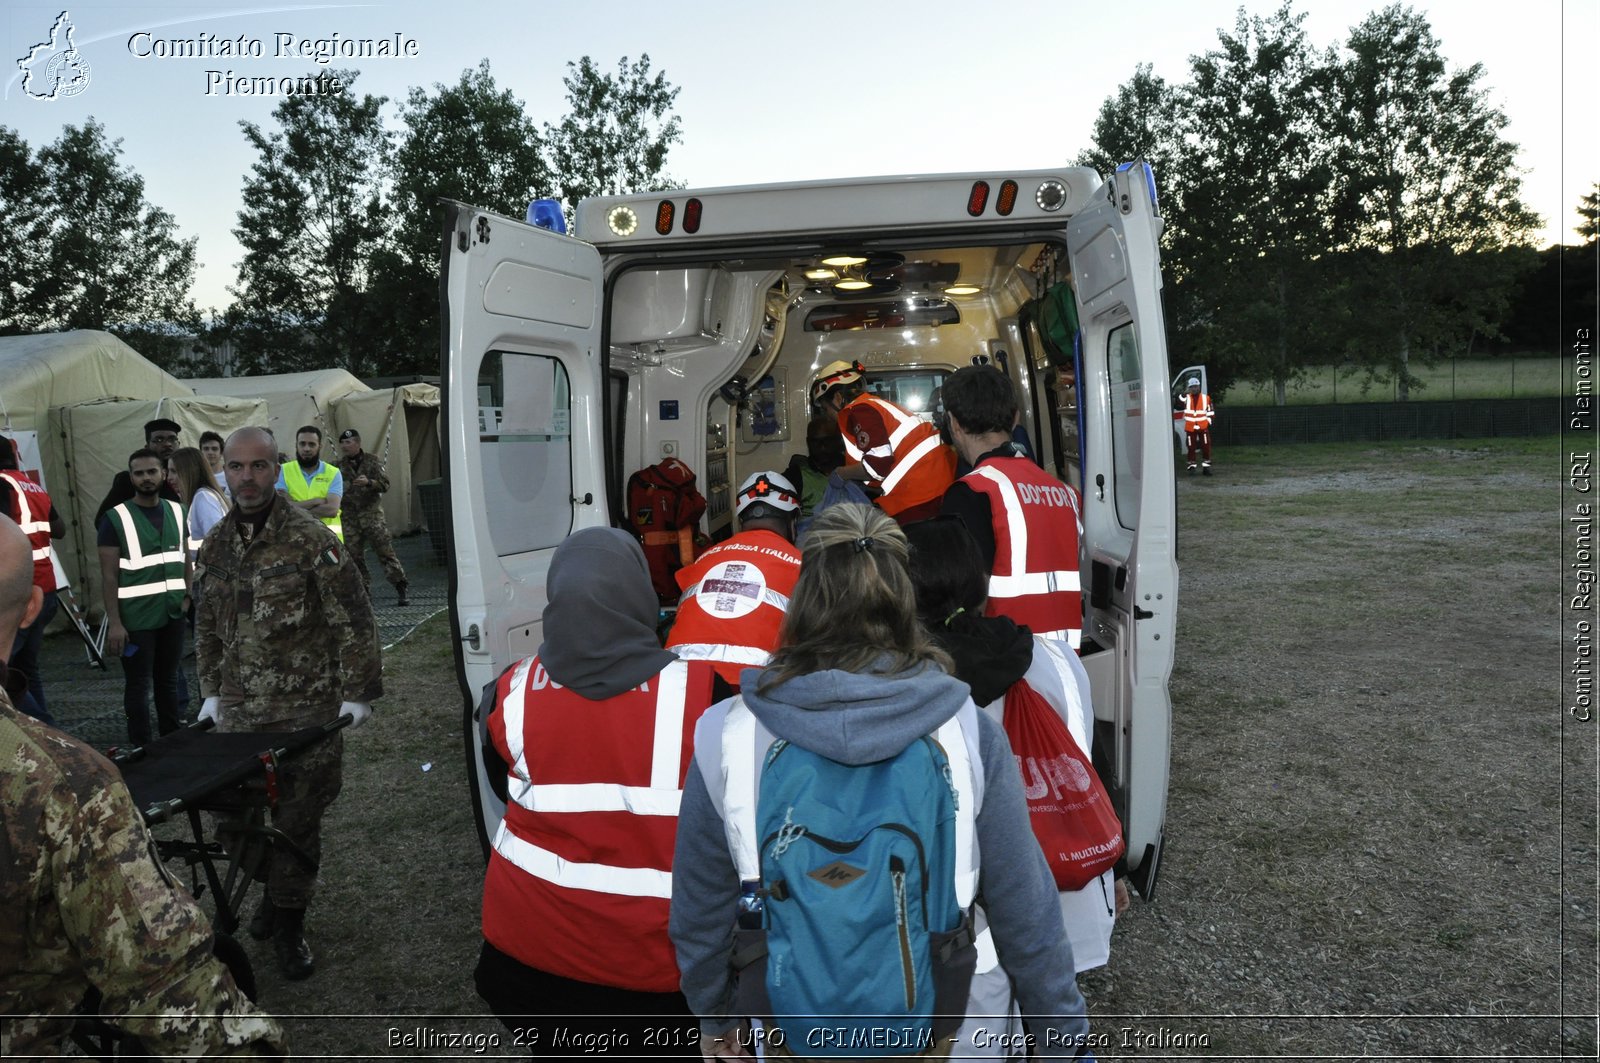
[332,383,440,533]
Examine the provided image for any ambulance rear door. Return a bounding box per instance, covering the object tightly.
[1066,162,1178,899]
[440,203,607,854]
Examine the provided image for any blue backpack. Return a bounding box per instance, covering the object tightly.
[745,735,975,1057]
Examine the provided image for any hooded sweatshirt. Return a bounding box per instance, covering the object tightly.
[669,662,1093,1050]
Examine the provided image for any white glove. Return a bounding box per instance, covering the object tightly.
[198,697,220,727]
[339,701,372,729]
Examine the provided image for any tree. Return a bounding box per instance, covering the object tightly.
[369,59,551,372]
[1327,4,1539,398]
[1579,183,1599,246]
[0,127,51,333]
[542,55,683,209]
[1170,3,1336,404]
[227,70,390,376]
[1077,64,1181,188]
[24,120,201,366]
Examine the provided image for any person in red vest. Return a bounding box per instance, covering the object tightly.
[474,526,732,1053]
[939,365,1084,650]
[812,359,957,523]
[0,438,64,722]
[1179,376,1215,475]
[666,470,802,688]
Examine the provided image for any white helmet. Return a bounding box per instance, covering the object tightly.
[812,360,865,403]
[735,470,800,517]
[1187,377,1201,389]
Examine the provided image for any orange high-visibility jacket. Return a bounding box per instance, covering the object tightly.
[839,394,957,517]
[1182,392,1214,432]
[666,530,802,686]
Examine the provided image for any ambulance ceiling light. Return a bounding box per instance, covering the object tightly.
[944,282,982,296]
[805,267,839,282]
[821,253,868,268]
[607,205,639,237]
[834,269,873,291]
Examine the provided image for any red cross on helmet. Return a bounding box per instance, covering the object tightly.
[735,470,800,516]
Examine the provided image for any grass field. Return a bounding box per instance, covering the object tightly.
[1226,355,1567,405]
[129,437,1592,1059]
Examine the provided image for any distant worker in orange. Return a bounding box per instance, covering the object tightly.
[666,471,802,688]
[1180,376,1214,476]
[811,359,956,523]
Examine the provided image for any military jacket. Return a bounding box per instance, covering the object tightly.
[337,450,390,515]
[195,497,382,731]
[0,690,286,1058]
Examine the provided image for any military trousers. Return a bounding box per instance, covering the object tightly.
[345,507,406,589]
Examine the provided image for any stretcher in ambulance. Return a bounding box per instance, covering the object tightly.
[442,164,1178,900]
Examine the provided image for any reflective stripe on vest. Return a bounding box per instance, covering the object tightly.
[1183,393,1213,430]
[110,501,187,599]
[669,643,773,666]
[839,395,955,513]
[720,698,981,908]
[281,460,343,540]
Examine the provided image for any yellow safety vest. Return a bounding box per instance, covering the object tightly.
[281,460,343,541]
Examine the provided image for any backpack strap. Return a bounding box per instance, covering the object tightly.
[697,696,777,882]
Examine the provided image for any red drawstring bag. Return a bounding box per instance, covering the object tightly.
[1002,679,1125,891]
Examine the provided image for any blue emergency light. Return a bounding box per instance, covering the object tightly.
[526,199,567,234]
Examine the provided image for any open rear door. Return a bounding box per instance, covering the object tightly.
[440,203,606,855]
[1067,162,1178,899]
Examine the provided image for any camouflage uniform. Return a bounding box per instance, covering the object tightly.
[0,688,286,1058]
[194,498,382,909]
[337,449,407,592]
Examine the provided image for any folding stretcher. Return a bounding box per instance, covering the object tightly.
[72,717,351,1059]
[110,716,352,936]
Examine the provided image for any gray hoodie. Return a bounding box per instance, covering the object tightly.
[669,662,1093,1052]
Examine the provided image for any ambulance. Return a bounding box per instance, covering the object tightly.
[442,163,1177,900]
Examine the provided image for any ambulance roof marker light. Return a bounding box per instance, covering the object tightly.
[526,199,568,234]
[996,180,1019,217]
[683,197,703,234]
[607,205,638,237]
[966,180,990,217]
[655,199,676,235]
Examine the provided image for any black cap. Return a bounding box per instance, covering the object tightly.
[338,429,359,441]
[144,418,181,436]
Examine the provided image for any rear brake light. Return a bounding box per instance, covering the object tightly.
[996,180,1019,216]
[683,197,703,234]
[655,200,676,235]
[966,181,990,217]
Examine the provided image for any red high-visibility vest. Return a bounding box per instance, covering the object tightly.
[961,457,1083,649]
[482,655,718,992]
[1,470,58,592]
[666,530,801,686]
[839,394,957,517]
[1183,392,1214,431]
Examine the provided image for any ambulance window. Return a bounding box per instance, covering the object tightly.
[804,299,959,332]
[478,352,573,555]
[1106,324,1142,530]
[863,370,947,419]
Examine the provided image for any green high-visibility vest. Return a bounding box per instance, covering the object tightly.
[281,460,343,541]
[109,500,187,630]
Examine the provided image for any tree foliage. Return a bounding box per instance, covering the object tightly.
[1326,4,1539,397]
[1579,183,1599,246]
[1171,4,1335,403]
[1083,2,1540,402]
[542,55,683,209]
[227,70,390,376]
[369,60,550,372]
[0,119,200,368]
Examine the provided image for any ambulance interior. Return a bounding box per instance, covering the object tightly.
[598,241,1081,540]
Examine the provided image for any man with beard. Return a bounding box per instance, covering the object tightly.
[334,428,408,606]
[276,425,343,542]
[95,418,183,525]
[97,449,189,745]
[195,427,380,980]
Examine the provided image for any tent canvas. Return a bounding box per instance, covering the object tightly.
[188,370,370,454]
[44,395,270,617]
[0,330,194,435]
